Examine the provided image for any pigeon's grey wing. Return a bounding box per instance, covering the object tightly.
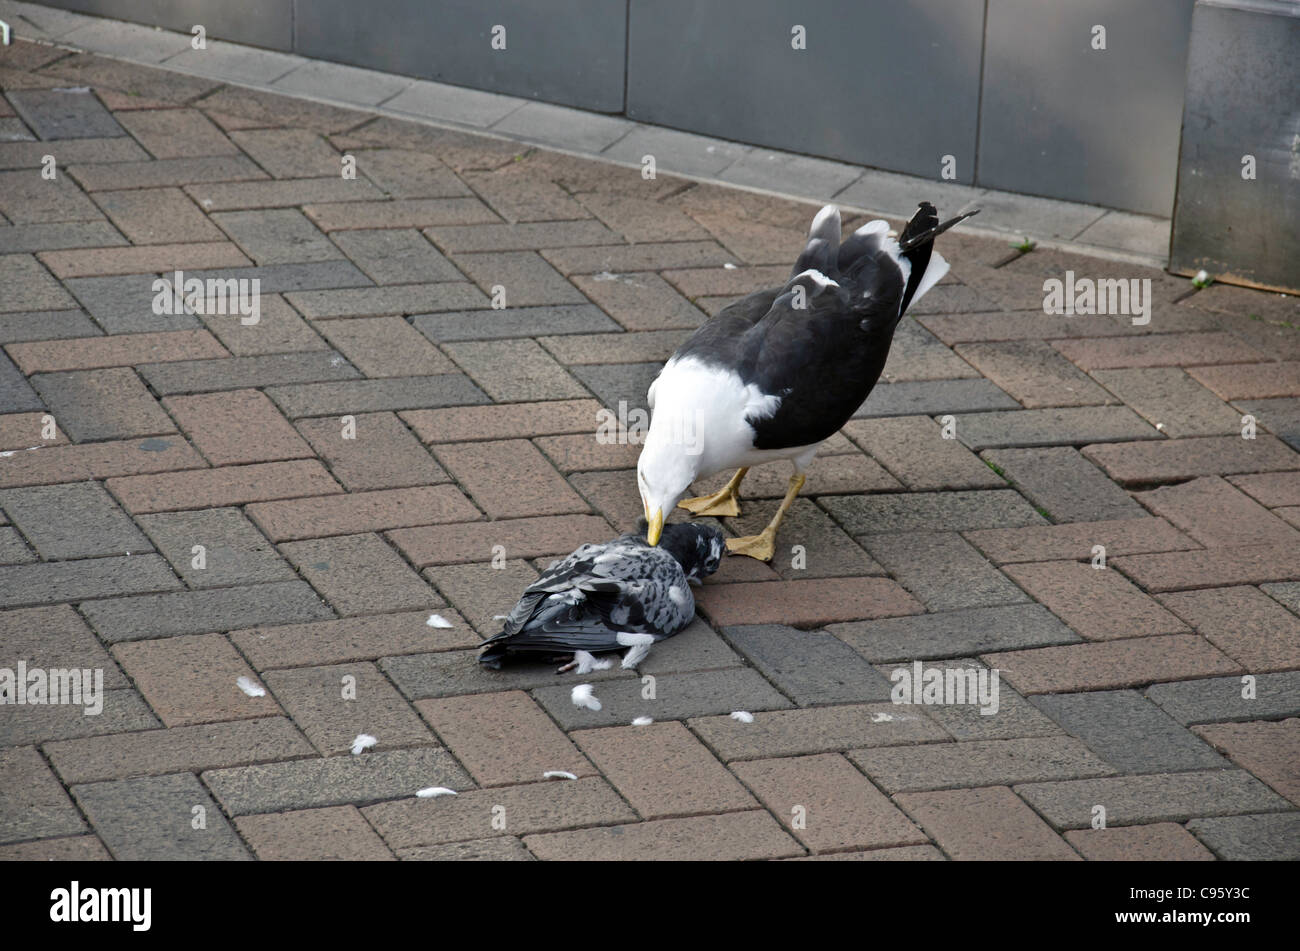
[496,542,612,637]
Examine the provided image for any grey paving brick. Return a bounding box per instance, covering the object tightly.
[859,532,1028,610]
[265,374,489,417]
[184,177,383,212]
[261,662,437,756]
[0,603,126,688]
[212,208,342,266]
[413,304,619,342]
[0,528,33,564]
[67,155,267,191]
[136,507,294,588]
[569,361,661,412]
[0,746,86,843]
[0,687,159,747]
[203,747,470,815]
[982,446,1144,522]
[0,480,149,559]
[0,220,125,254]
[280,533,444,616]
[688,703,949,761]
[0,351,42,412]
[295,411,448,491]
[138,351,359,395]
[853,379,1020,418]
[396,838,534,861]
[441,338,588,401]
[540,240,736,275]
[0,553,178,608]
[6,88,124,139]
[44,717,314,784]
[0,254,77,313]
[954,339,1117,408]
[184,259,373,294]
[286,282,487,318]
[64,274,200,333]
[1187,813,1300,861]
[1145,672,1300,725]
[902,665,1066,741]
[722,497,886,581]
[31,367,173,440]
[0,309,100,344]
[1263,582,1300,615]
[822,489,1047,535]
[71,773,250,860]
[450,250,587,307]
[531,668,792,729]
[829,603,1080,663]
[721,624,894,705]
[329,228,462,284]
[425,220,619,253]
[1031,690,1230,774]
[380,648,634,701]
[1015,770,1292,830]
[79,579,333,643]
[363,777,634,849]
[0,136,146,170]
[1093,367,1242,438]
[954,406,1163,450]
[850,736,1112,794]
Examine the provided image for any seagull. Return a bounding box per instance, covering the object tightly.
[477,521,725,670]
[637,201,976,560]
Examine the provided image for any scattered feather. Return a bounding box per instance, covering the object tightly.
[571,683,602,711]
[730,711,754,723]
[572,650,613,674]
[236,676,266,698]
[416,787,457,798]
[426,613,453,628]
[493,614,509,620]
[723,262,738,270]
[543,770,578,780]
[631,716,653,726]
[871,712,894,723]
[350,733,378,755]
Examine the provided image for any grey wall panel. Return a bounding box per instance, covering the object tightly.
[293,0,626,113]
[39,0,293,50]
[979,0,1195,216]
[625,0,985,184]
[1170,0,1300,293]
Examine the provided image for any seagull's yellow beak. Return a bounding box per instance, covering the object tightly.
[646,508,664,546]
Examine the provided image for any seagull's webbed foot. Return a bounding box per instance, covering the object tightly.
[678,467,748,517]
[724,472,807,563]
[726,528,778,562]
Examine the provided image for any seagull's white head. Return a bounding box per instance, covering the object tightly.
[637,426,701,546]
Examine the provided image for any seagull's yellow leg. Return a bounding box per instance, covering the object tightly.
[677,467,748,517]
[726,473,806,562]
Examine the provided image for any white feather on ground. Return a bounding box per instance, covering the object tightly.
[236,676,266,698]
[631,716,653,726]
[426,614,453,628]
[571,683,602,711]
[730,711,754,723]
[543,771,578,780]
[572,650,613,674]
[416,787,457,798]
[871,712,895,722]
[350,733,378,755]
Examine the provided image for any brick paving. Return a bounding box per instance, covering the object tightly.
[1,40,1298,862]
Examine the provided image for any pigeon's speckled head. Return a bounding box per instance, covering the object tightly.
[640,520,726,583]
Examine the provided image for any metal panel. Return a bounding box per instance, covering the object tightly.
[293,0,626,113]
[626,0,985,183]
[37,0,293,50]
[980,0,1195,216]
[1170,0,1300,293]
